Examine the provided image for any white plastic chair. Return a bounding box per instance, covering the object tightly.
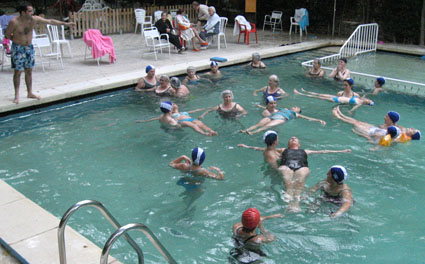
[216,17,228,50]
[46,24,73,58]
[143,27,170,60]
[289,9,308,37]
[154,10,162,22]
[78,3,93,12]
[0,27,8,71]
[263,11,283,32]
[134,9,152,34]
[32,33,63,72]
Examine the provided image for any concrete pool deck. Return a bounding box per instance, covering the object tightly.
[1,27,425,263]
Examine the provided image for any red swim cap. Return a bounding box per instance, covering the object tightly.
[242,208,261,230]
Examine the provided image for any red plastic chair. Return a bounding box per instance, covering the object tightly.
[236,20,258,45]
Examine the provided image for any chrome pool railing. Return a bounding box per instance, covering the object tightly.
[100,223,178,264]
[58,200,144,264]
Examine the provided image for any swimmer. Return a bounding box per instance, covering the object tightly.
[230,208,283,263]
[182,66,201,85]
[253,75,289,100]
[237,130,284,169]
[278,137,351,212]
[135,65,160,91]
[154,75,175,96]
[309,165,353,218]
[170,77,189,97]
[199,90,247,119]
[203,61,222,79]
[249,52,266,68]
[240,96,325,135]
[294,87,374,111]
[306,59,325,77]
[136,101,217,136]
[336,78,360,98]
[377,110,420,139]
[169,147,224,180]
[329,57,351,81]
[370,77,386,95]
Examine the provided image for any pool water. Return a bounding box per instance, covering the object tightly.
[1,51,425,263]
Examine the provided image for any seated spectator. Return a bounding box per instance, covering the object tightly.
[199,6,220,49]
[176,8,208,52]
[154,11,184,53]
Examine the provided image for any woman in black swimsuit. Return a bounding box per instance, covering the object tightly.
[307,59,325,77]
[154,75,175,96]
[249,52,266,68]
[230,208,282,263]
[199,90,247,119]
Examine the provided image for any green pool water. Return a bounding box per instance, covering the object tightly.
[1,51,425,263]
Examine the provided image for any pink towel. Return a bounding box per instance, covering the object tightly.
[83,29,116,63]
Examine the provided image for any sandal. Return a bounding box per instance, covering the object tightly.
[193,48,200,52]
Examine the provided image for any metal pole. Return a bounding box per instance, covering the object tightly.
[332,0,336,39]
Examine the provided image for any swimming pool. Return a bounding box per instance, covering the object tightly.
[1,50,425,263]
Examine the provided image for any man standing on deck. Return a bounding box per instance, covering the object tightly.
[5,2,75,104]
[192,1,209,30]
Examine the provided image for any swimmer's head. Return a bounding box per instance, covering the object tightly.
[290,106,301,113]
[263,130,278,146]
[242,208,261,231]
[265,96,276,105]
[287,136,300,148]
[210,61,219,67]
[344,78,354,86]
[170,77,181,89]
[376,77,386,86]
[411,130,421,140]
[387,126,401,139]
[313,59,322,66]
[387,111,400,123]
[221,90,233,99]
[339,57,347,64]
[191,147,206,166]
[329,165,348,184]
[160,101,173,113]
[146,65,155,74]
[269,75,280,86]
[187,66,196,74]
[252,52,261,61]
[159,75,170,84]
[363,98,374,106]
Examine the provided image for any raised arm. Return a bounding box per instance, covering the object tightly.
[260,214,284,221]
[297,113,326,126]
[198,106,219,119]
[328,67,338,78]
[305,149,351,155]
[253,86,267,96]
[331,189,353,218]
[169,155,191,169]
[33,15,75,27]
[237,144,265,151]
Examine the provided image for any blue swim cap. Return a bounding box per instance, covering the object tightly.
[387,111,400,123]
[411,131,421,140]
[192,147,206,165]
[330,165,348,184]
[377,77,385,86]
[263,130,278,145]
[265,96,276,104]
[146,65,155,73]
[210,61,219,67]
[344,78,354,86]
[387,126,400,139]
[160,101,172,113]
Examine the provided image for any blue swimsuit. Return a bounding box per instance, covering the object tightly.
[172,112,195,123]
[263,86,282,98]
[332,96,358,105]
[270,109,297,120]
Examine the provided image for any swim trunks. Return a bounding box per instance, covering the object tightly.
[11,43,35,71]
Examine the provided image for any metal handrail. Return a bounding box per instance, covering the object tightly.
[100,223,177,264]
[58,200,144,264]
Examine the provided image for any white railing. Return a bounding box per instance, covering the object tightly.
[301,23,425,96]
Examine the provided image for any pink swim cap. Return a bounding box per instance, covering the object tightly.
[242,208,261,230]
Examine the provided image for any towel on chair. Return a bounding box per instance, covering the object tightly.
[83,29,116,63]
[233,15,251,36]
[295,8,309,30]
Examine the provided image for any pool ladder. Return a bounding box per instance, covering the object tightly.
[58,200,177,264]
